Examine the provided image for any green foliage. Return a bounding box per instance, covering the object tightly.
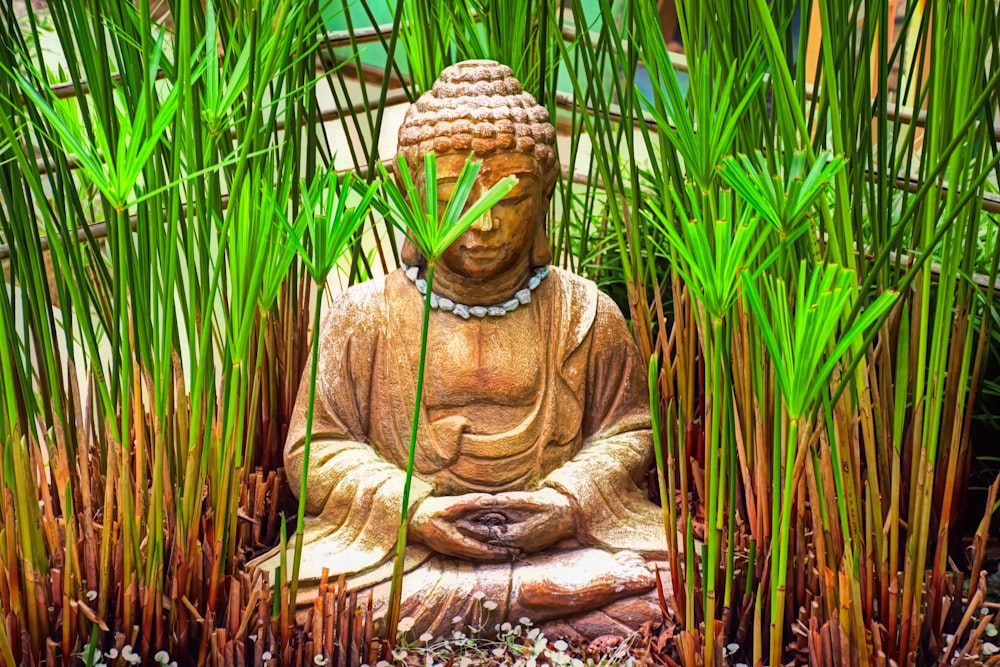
[293,170,379,286]
[743,262,898,421]
[518,0,1000,663]
[0,0,333,661]
[8,45,178,211]
[645,189,770,321]
[280,168,376,611]
[718,151,847,245]
[393,0,552,97]
[376,153,517,261]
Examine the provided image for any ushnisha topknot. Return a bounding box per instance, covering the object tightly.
[397,60,557,185]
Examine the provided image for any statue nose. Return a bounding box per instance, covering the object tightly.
[470,209,493,232]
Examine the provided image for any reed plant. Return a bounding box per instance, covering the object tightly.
[372,152,516,644]
[391,0,554,99]
[280,170,377,619]
[0,0,357,662]
[550,0,1000,663]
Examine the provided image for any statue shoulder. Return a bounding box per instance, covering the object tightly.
[548,266,599,306]
[548,267,637,353]
[547,266,626,326]
[319,274,391,335]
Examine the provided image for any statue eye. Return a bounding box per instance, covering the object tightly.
[503,193,530,205]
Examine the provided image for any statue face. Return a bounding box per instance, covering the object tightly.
[430,152,548,281]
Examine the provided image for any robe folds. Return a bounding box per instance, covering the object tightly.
[255,266,667,598]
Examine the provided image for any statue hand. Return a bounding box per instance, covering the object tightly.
[410,493,518,562]
[455,488,575,555]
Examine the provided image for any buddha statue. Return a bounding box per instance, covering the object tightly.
[256,60,669,640]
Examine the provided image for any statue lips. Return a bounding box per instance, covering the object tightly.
[457,235,503,257]
[458,246,497,261]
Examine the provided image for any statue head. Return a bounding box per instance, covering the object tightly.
[396,60,557,275]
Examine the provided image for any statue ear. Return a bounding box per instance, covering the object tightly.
[401,238,427,267]
[530,222,552,266]
[393,152,428,267]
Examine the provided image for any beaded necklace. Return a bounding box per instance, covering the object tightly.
[401,263,550,320]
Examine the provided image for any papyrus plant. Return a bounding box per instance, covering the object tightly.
[279,169,377,620]
[645,188,772,666]
[0,0,329,662]
[741,261,898,666]
[373,152,516,642]
[567,0,1000,662]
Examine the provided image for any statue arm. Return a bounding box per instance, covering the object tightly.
[282,283,434,574]
[542,293,666,555]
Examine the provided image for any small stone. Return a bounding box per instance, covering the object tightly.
[439,297,454,312]
[487,306,506,317]
[528,275,542,290]
[469,306,488,318]
[453,304,470,319]
[515,288,531,304]
[536,265,549,278]
[430,292,440,309]
[405,265,419,281]
[503,299,519,312]
[415,279,427,295]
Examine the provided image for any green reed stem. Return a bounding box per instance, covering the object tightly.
[387,260,436,638]
[648,356,672,548]
[290,281,327,607]
[704,316,726,667]
[769,416,799,667]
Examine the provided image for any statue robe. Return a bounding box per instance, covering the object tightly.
[257,267,666,623]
